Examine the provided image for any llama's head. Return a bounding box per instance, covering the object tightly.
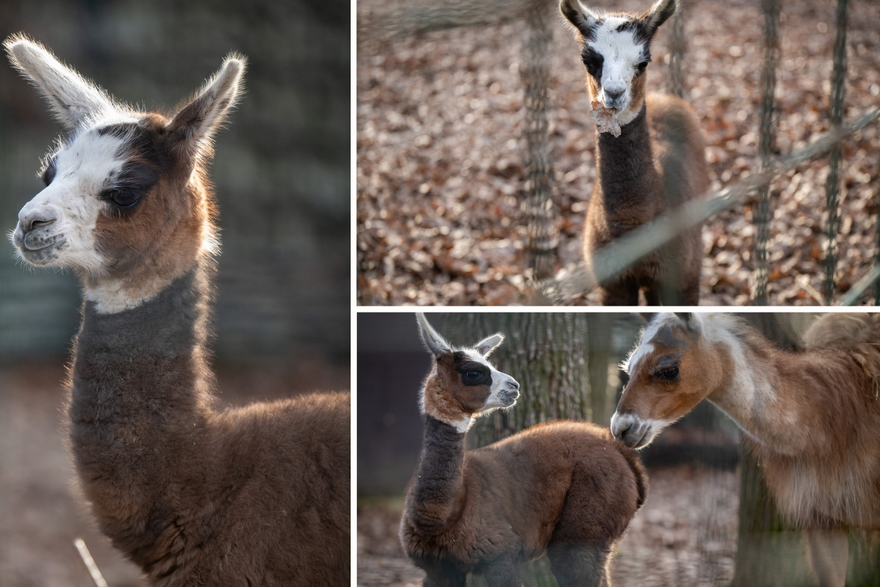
[415,313,520,433]
[612,313,729,448]
[560,0,677,126]
[5,35,244,313]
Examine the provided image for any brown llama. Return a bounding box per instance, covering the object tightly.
[559,0,709,305]
[612,312,880,587]
[6,35,349,586]
[401,313,647,587]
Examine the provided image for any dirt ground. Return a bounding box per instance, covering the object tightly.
[357,466,739,587]
[357,0,880,305]
[0,360,350,587]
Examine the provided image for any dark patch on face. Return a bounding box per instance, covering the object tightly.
[581,46,604,80]
[101,161,160,214]
[650,353,681,382]
[40,154,58,186]
[455,361,491,387]
[652,323,688,351]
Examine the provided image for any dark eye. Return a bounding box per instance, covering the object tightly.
[465,370,481,380]
[41,158,57,186]
[582,50,604,79]
[655,366,679,381]
[104,188,143,210]
[636,62,648,74]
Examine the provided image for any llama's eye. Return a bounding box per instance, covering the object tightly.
[636,62,648,74]
[104,188,143,210]
[465,370,481,380]
[655,366,679,381]
[42,158,57,186]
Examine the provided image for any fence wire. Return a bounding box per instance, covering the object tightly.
[537,106,880,304]
[523,2,559,279]
[752,0,779,305]
[823,0,850,304]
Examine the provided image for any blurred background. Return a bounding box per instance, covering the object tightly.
[357,312,879,587]
[0,1,349,584]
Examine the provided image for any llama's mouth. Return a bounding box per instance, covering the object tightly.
[12,226,66,265]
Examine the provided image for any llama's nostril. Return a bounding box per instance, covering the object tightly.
[20,210,58,233]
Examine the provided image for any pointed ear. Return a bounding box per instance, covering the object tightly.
[166,54,245,161]
[4,34,118,130]
[559,0,601,41]
[474,333,504,358]
[416,313,452,358]
[639,0,677,37]
[675,312,701,334]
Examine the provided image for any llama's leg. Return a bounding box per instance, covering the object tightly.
[598,276,639,306]
[422,560,467,587]
[805,528,848,587]
[547,542,611,587]
[482,556,522,587]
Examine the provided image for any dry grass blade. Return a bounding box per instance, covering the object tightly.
[74,538,109,587]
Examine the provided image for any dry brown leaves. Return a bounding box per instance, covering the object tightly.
[357,0,880,305]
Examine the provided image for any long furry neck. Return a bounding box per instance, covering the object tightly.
[69,258,218,566]
[594,103,661,226]
[708,319,877,457]
[407,415,467,533]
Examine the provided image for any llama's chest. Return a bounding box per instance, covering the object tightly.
[765,453,880,529]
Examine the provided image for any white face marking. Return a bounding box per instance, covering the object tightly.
[459,348,520,413]
[623,313,681,376]
[12,124,134,274]
[610,410,673,448]
[588,18,649,124]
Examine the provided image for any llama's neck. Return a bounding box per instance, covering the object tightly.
[593,103,661,225]
[407,415,467,532]
[707,325,834,457]
[69,258,217,558]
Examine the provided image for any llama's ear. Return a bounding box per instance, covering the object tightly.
[474,333,504,358]
[167,54,245,160]
[639,0,677,37]
[4,34,117,130]
[675,312,701,334]
[559,0,601,41]
[640,313,657,324]
[416,313,452,358]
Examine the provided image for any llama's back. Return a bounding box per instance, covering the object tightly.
[182,392,351,586]
[646,92,709,206]
[803,313,880,350]
[475,421,646,544]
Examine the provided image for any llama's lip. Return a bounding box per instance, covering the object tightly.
[13,228,66,265]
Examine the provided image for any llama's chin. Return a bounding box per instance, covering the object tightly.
[14,237,67,267]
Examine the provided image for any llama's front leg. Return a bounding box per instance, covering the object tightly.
[482,556,522,587]
[547,542,611,587]
[422,561,466,587]
[598,276,639,306]
[805,528,848,587]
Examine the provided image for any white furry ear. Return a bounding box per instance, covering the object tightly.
[416,313,452,358]
[640,0,677,36]
[474,333,504,358]
[167,54,245,160]
[4,34,118,130]
[559,0,602,41]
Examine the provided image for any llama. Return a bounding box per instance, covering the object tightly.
[611,312,880,586]
[401,313,647,587]
[6,35,349,586]
[559,0,709,305]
